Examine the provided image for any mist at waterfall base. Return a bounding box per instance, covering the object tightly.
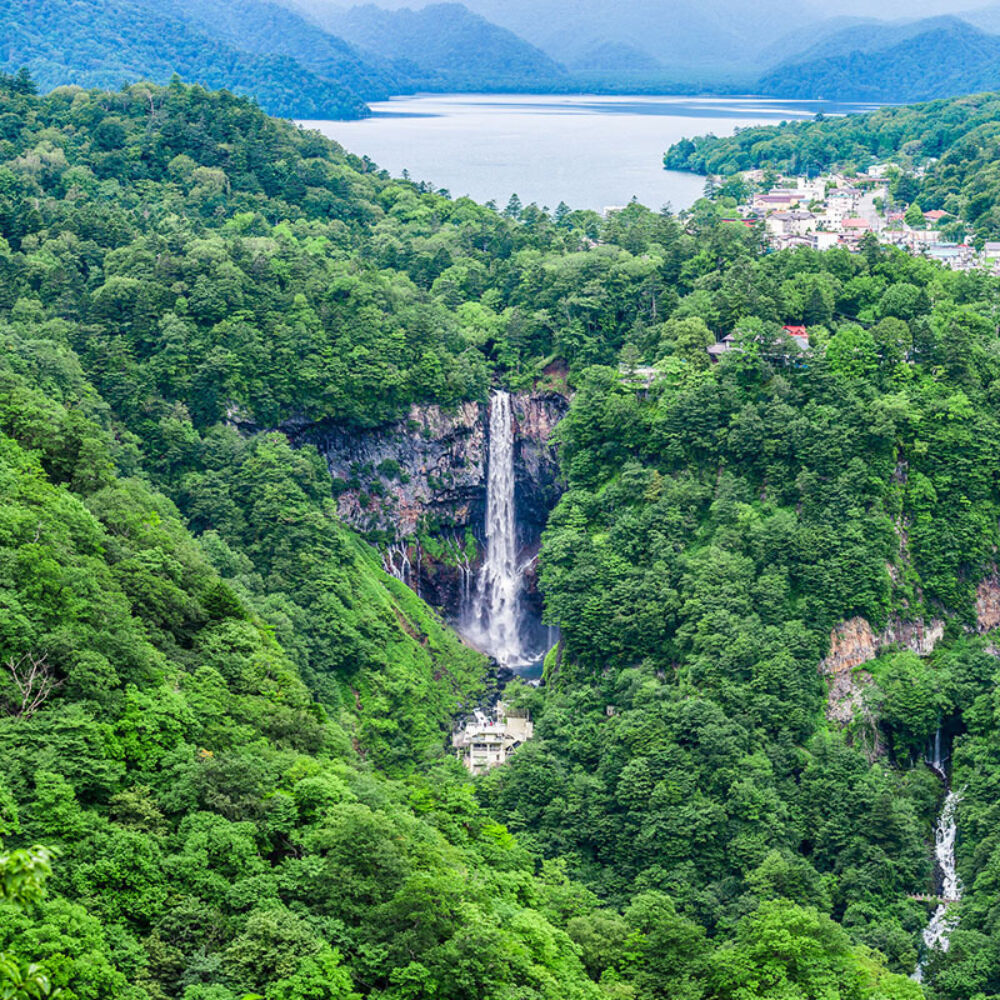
[458,390,554,677]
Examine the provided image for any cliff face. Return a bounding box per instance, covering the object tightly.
[976,575,1000,631]
[819,615,945,758]
[300,400,486,538]
[292,390,569,616]
[820,581,1000,755]
[821,616,944,680]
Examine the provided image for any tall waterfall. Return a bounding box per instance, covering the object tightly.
[914,732,962,982]
[466,390,530,667]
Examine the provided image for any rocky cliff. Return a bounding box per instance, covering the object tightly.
[821,582,1000,756]
[819,615,945,758]
[291,390,569,617]
[976,574,1000,631]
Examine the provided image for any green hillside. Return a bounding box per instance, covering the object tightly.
[756,19,1000,102]
[5,69,1000,999]
[149,0,397,100]
[0,0,375,118]
[664,89,1000,238]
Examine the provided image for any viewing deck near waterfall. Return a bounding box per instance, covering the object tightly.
[452,702,533,775]
[909,894,960,904]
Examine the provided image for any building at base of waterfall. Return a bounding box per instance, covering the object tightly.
[452,703,533,774]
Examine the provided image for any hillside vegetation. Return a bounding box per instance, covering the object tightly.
[756,18,1000,102]
[3,71,1000,999]
[0,0,381,119]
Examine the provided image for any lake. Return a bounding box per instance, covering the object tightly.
[301,94,873,214]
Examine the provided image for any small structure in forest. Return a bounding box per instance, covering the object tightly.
[452,702,533,774]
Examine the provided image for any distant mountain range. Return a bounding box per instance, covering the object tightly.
[756,15,1000,101]
[0,0,382,118]
[441,0,813,81]
[6,0,1000,118]
[292,1,567,91]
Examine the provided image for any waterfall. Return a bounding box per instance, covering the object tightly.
[914,729,962,982]
[925,727,946,780]
[457,541,474,616]
[383,542,412,587]
[914,790,962,981]
[466,390,529,667]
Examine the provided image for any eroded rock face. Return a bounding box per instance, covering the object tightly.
[512,391,567,540]
[819,614,944,756]
[820,615,944,677]
[296,400,485,537]
[976,575,1000,631]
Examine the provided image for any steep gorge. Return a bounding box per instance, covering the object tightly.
[291,389,569,664]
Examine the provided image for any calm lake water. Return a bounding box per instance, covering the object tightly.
[302,94,872,214]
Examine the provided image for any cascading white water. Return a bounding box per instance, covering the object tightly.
[383,542,412,586]
[914,730,962,983]
[914,790,962,981]
[466,390,530,667]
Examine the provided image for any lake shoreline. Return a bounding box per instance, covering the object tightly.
[301,94,875,214]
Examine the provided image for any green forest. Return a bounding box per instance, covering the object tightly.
[0,0,380,120]
[754,20,1000,104]
[2,69,1000,999]
[0,0,567,121]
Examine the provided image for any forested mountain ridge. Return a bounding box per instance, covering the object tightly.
[2,71,1000,998]
[0,0,384,119]
[756,18,1000,102]
[145,0,398,100]
[291,1,569,92]
[664,90,1000,238]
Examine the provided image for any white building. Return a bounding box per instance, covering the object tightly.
[905,229,942,250]
[826,188,861,224]
[811,232,840,251]
[766,209,816,238]
[452,703,533,775]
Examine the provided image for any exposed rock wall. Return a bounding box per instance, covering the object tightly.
[820,615,944,678]
[821,577,1000,753]
[291,390,569,619]
[297,400,485,537]
[976,575,1000,631]
[820,615,944,755]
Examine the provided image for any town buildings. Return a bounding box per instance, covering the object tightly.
[729,167,998,274]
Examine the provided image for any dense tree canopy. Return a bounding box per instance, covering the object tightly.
[3,76,1000,1000]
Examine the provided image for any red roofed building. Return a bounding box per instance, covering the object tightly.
[842,217,871,231]
[782,325,810,350]
[924,209,949,222]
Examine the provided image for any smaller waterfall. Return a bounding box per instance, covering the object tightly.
[383,543,412,587]
[457,542,474,617]
[466,390,530,667]
[925,727,947,781]
[914,728,962,983]
[915,790,962,981]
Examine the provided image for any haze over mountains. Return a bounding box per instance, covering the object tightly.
[759,15,1000,100]
[4,0,1000,116]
